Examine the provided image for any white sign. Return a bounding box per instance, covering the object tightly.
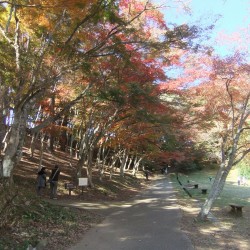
[78,178,88,186]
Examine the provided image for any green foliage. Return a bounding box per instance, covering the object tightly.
[81,61,92,72]
[99,87,126,105]
[176,160,203,173]
[160,134,178,151]
[0,239,34,250]
[0,186,76,228]
[237,159,250,178]
[142,159,156,172]
[22,201,76,223]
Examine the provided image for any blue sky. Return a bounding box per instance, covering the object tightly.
[158,0,250,57]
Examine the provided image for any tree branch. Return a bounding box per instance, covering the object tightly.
[233,148,250,166]
[30,83,92,134]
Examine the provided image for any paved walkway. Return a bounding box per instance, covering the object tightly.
[64,177,194,250]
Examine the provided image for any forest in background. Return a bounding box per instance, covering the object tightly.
[0,0,249,221]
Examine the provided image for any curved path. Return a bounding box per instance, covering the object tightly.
[66,177,194,250]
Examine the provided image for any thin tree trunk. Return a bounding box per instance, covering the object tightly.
[99,146,110,181]
[197,164,230,220]
[120,149,127,177]
[96,143,104,181]
[0,112,7,156]
[69,133,75,165]
[29,105,42,157]
[123,152,129,172]
[109,154,118,180]
[29,132,39,158]
[76,149,86,179]
[38,133,45,168]
[49,92,56,152]
[126,155,133,171]
[86,147,94,187]
[60,115,68,151]
[132,155,142,176]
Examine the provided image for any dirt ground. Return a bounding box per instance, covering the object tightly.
[178,198,250,250]
[5,144,149,249]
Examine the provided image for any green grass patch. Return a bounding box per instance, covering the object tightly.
[169,168,250,207]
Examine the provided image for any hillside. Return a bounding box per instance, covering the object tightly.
[0,140,149,250]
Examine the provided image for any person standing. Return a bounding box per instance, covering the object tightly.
[49,165,60,199]
[242,176,246,186]
[37,167,47,196]
[164,167,168,175]
[237,175,241,186]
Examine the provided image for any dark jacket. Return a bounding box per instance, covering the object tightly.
[49,167,60,182]
[37,168,46,187]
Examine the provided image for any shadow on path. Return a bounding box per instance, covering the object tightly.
[59,177,194,250]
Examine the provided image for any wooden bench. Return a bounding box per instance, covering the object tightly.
[229,204,244,213]
[201,188,207,194]
[64,183,76,196]
[185,183,198,189]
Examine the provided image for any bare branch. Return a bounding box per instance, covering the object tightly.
[0,25,14,46]
[233,148,250,166]
[5,0,14,32]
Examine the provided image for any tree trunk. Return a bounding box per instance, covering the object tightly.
[109,154,118,180]
[1,108,27,179]
[99,146,110,181]
[49,93,56,152]
[123,152,129,172]
[69,134,75,165]
[29,133,38,158]
[0,115,7,156]
[38,133,45,169]
[76,150,86,179]
[132,156,142,176]
[49,135,55,153]
[86,147,94,188]
[126,156,133,171]
[120,149,127,177]
[0,87,8,155]
[96,144,104,181]
[29,105,42,157]
[60,115,68,151]
[197,163,230,220]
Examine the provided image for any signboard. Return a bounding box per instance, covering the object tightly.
[64,183,75,189]
[78,178,88,186]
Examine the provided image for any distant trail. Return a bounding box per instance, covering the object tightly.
[68,177,194,250]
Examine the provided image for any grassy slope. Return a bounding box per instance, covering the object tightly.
[171,168,250,206]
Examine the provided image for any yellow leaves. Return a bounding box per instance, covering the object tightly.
[15,0,98,34]
[56,83,77,103]
[37,14,52,29]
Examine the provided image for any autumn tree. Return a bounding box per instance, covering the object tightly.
[0,0,112,181]
[186,54,250,220]
[0,0,161,182]
[0,0,201,189]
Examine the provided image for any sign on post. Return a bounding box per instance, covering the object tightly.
[78,178,88,194]
[78,178,88,186]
